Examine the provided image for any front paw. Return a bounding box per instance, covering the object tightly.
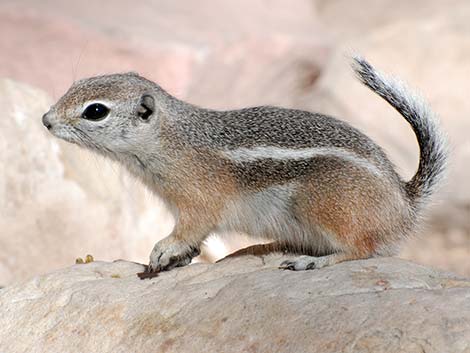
[148,238,200,273]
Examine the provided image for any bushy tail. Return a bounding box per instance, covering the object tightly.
[352,56,448,210]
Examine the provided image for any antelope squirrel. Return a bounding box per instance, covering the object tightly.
[42,57,447,272]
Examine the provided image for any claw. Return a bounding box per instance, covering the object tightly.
[305,261,317,270]
[279,255,324,271]
[279,260,295,270]
[148,263,161,273]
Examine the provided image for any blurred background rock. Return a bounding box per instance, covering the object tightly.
[0,0,468,285]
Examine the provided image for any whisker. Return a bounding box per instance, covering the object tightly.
[72,40,89,83]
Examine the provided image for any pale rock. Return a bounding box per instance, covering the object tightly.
[0,257,469,352]
[312,0,469,40]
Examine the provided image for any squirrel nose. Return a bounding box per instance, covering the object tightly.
[42,113,52,130]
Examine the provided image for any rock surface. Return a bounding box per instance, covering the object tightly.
[1,257,470,353]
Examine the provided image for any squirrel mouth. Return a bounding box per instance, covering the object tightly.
[46,124,83,147]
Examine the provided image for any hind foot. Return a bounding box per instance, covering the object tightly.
[279,255,331,270]
[279,253,364,271]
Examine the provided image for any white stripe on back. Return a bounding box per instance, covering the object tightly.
[222,146,381,176]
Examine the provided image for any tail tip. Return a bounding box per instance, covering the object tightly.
[350,54,375,78]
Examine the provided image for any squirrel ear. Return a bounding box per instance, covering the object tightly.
[137,94,154,121]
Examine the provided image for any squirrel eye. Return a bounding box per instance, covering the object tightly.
[82,103,109,121]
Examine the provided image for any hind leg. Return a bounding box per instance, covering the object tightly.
[220,241,289,260]
[280,159,403,270]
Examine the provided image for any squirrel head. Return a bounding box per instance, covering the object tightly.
[43,72,161,156]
